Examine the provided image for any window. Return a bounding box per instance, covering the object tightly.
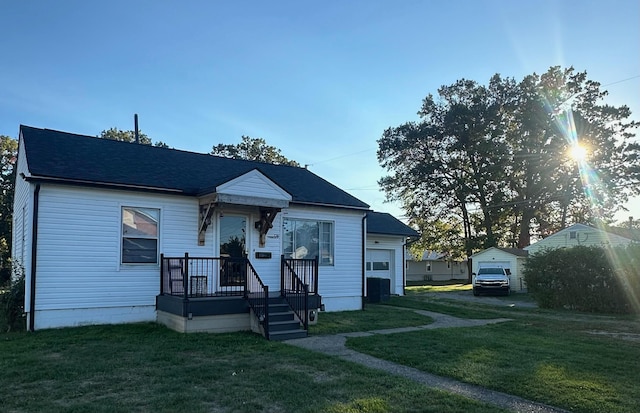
[426,263,432,272]
[122,207,159,264]
[372,261,389,270]
[569,231,577,240]
[283,218,333,265]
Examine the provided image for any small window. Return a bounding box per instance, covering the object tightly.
[122,207,159,264]
[569,231,577,240]
[372,261,389,271]
[426,263,432,272]
[366,262,371,271]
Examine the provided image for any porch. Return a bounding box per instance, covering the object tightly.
[156,254,321,340]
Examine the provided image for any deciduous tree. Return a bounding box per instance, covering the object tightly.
[211,136,299,166]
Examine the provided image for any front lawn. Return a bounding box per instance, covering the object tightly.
[0,322,505,413]
[309,303,432,335]
[348,298,640,413]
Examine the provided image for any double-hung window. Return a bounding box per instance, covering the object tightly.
[122,207,159,264]
[283,218,334,265]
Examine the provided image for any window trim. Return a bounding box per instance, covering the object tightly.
[121,206,160,265]
[282,217,335,266]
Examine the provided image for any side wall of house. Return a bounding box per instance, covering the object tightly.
[32,185,212,329]
[407,260,467,282]
[11,136,34,318]
[366,235,406,296]
[282,206,364,311]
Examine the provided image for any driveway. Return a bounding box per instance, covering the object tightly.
[420,290,538,308]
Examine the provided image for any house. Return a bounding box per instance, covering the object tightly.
[365,211,419,296]
[406,251,468,283]
[470,247,529,292]
[12,125,407,339]
[524,223,639,255]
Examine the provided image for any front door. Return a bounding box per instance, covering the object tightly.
[219,215,248,287]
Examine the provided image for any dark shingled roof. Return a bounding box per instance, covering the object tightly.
[366,211,419,237]
[19,125,369,209]
[496,247,529,257]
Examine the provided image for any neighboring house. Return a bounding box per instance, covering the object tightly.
[12,125,401,339]
[524,223,639,256]
[365,211,419,295]
[406,251,468,283]
[470,247,529,292]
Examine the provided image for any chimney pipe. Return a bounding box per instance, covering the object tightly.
[134,114,139,144]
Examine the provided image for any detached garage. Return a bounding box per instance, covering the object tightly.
[471,247,529,292]
[366,212,419,296]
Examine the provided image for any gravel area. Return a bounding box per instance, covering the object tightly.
[285,310,568,413]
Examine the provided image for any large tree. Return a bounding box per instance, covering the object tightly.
[98,128,169,148]
[211,135,300,166]
[378,67,640,259]
[0,135,17,285]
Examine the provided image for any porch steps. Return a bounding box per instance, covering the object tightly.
[263,297,308,341]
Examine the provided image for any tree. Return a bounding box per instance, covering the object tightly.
[505,67,640,246]
[378,67,640,260]
[98,128,170,148]
[0,135,17,285]
[211,136,300,166]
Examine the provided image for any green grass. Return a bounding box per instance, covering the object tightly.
[0,323,505,413]
[309,303,433,335]
[347,299,640,413]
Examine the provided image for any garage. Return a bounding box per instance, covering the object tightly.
[366,249,393,280]
[478,261,511,275]
[470,247,529,292]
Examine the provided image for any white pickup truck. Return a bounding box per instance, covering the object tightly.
[473,267,510,296]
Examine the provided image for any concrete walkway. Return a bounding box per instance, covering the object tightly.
[285,310,569,413]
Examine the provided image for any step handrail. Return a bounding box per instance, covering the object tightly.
[280,256,312,330]
[244,259,269,340]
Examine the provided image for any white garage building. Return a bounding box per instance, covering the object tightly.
[365,212,419,296]
[470,247,529,292]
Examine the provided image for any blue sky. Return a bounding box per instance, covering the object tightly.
[1,0,639,223]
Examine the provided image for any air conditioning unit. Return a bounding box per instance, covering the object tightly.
[308,309,319,326]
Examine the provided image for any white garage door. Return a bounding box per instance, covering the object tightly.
[478,261,511,275]
[366,249,393,280]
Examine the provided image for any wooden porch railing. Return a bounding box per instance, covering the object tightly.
[281,256,318,330]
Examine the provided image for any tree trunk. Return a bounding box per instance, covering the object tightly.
[518,207,534,248]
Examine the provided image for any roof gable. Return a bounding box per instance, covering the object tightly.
[471,247,528,259]
[19,125,369,209]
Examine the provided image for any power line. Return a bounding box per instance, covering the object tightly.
[602,75,640,87]
[305,148,376,168]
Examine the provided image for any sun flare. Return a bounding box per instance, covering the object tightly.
[569,144,587,162]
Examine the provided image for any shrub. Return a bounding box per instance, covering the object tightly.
[523,244,640,314]
[1,263,26,331]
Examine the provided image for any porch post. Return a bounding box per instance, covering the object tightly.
[160,253,164,295]
[183,252,189,300]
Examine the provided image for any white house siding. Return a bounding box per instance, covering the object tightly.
[525,224,634,255]
[366,235,406,296]
[407,260,468,282]
[281,206,364,311]
[11,137,35,319]
[246,209,283,288]
[31,184,213,329]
